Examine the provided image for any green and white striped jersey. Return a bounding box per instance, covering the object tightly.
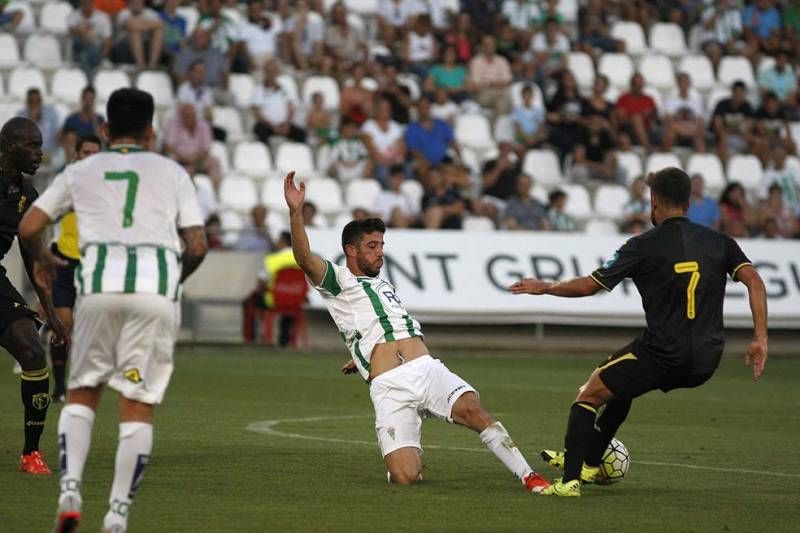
[314,260,423,381]
[33,145,204,300]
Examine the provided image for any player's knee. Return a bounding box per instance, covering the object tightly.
[16,342,46,372]
[389,465,422,485]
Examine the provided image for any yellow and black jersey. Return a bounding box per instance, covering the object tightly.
[55,212,80,260]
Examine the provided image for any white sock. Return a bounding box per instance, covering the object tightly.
[479,421,533,481]
[57,404,96,504]
[103,422,153,531]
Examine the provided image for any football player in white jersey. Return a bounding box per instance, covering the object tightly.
[19,88,208,533]
[284,171,551,492]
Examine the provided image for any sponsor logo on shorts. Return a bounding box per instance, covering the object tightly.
[32,392,51,410]
[123,368,142,383]
[447,385,466,403]
[387,427,396,441]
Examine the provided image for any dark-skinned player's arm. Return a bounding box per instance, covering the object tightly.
[18,206,69,343]
[507,276,603,297]
[284,171,326,286]
[178,225,208,283]
[735,264,768,381]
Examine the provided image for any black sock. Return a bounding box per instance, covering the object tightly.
[50,341,68,395]
[563,401,597,482]
[20,369,51,455]
[585,397,632,467]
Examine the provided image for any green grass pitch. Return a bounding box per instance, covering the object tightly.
[0,348,797,532]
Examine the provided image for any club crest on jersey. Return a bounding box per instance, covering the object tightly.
[123,368,142,383]
[17,195,26,213]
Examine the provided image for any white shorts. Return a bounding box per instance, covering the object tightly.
[369,355,476,457]
[69,293,180,405]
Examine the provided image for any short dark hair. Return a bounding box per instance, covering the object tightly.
[188,59,205,71]
[279,230,292,246]
[648,167,691,208]
[106,88,154,141]
[76,133,102,152]
[389,163,404,175]
[549,189,566,204]
[341,218,386,251]
[82,85,96,97]
[26,87,41,98]
[732,80,747,91]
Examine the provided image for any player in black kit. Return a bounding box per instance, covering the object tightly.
[509,167,769,497]
[0,117,68,474]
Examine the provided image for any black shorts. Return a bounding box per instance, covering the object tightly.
[0,273,37,334]
[597,342,713,400]
[51,243,79,309]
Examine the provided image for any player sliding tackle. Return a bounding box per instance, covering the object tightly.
[509,167,768,497]
[284,171,550,491]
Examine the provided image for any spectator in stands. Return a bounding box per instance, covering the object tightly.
[176,60,225,141]
[502,174,549,231]
[198,0,245,72]
[622,176,651,230]
[783,2,800,59]
[283,0,325,71]
[404,14,437,78]
[468,35,513,115]
[583,75,616,133]
[687,173,721,229]
[482,141,522,205]
[163,103,222,189]
[374,165,419,228]
[547,69,587,160]
[361,98,406,185]
[251,59,306,144]
[405,97,459,171]
[577,0,625,59]
[512,84,546,151]
[547,189,576,231]
[753,91,796,164]
[236,204,273,252]
[94,0,125,19]
[378,0,424,45]
[719,182,754,236]
[758,51,797,103]
[327,119,373,181]
[306,92,333,146]
[495,21,522,68]
[111,0,165,69]
[444,12,476,63]
[18,88,60,164]
[377,62,413,124]
[699,0,744,69]
[430,88,459,123]
[757,183,797,238]
[615,72,658,153]
[69,0,113,79]
[528,17,570,82]
[502,0,540,46]
[421,165,464,229]
[240,0,283,70]
[462,0,499,35]
[759,146,800,211]
[711,81,756,162]
[571,114,621,186]
[662,72,706,153]
[0,1,23,32]
[174,29,228,88]
[350,207,371,221]
[424,46,469,103]
[742,0,782,56]
[301,201,322,227]
[159,0,187,59]
[340,64,375,126]
[325,2,368,76]
[205,214,224,250]
[62,86,105,141]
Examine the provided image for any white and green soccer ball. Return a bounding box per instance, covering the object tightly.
[598,438,630,484]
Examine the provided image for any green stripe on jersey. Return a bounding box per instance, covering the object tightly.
[75,262,84,295]
[92,244,107,293]
[402,314,416,336]
[156,247,168,295]
[361,282,395,342]
[320,261,342,295]
[353,332,370,372]
[124,247,137,293]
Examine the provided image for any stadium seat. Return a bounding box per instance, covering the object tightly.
[638,55,675,91]
[345,179,382,211]
[305,177,344,216]
[705,87,731,121]
[459,147,481,177]
[556,0,578,22]
[757,56,776,77]
[228,73,256,109]
[718,56,756,89]
[400,179,424,212]
[210,141,230,175]
[610,21,648,56]
[530,182,549,205]
[275,142,315,175]
[94,70,131,102]
[221,7,243,26]
[562,184,593,220]
[276,74,300,104]
[643,86,665,115]
[649,22,687,58]
[0,33,21,68]
[5,2,35,33]
[176,5,200,35]
[302,76,340,110]
[52,101,68,124]
[726,154,763,192]
[39,1,73,34]
[397,74,421,101]
[219,176,258,212]
[315,143,333,174]
[593,184,631,221]
[686,153,727,194]
[193,174,218,215]
[136,71,174,109]
[346,12,366,38]
[522,149,564,188]
[212,106,246,142]
[0,103,17,125]
[567,51,596,92]
[51,68,88,106]
[219,210,244,247]
[454,114,495,153]
[584,218,620,234]
[677,55,716,91]
[233,141,273,178]
[645,152,682,174]
[493,114,515,144]
[598,53,635,90]
[23,33,62,70]
[510,81,545,110]
[9,67,47,100]
[261,178,287,213]
[333,211,354,230]
[345,0,379,15]
[369,42,392,60]
[617,151,643,184]
[463,216,496,232]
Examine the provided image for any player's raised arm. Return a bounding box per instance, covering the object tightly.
[508,276,603,297]
[284,171,326,285]
[735,265,768,381]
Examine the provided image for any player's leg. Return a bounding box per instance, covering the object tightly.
[583,397,633,468]
[0,317,53,472]
[384,447,423,485]
[50,306,74,401]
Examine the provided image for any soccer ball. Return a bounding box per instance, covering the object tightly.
[598,438,630,484]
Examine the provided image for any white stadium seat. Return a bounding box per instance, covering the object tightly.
[94,70,131,102]
[463,216,495,232]
[617,151,643,184]
[400,179,424,213]
[51,68,89,106]
[397,74,421,101]
[24,33,62,70]
[5,2,36,33]
[454,114,495,152]
[228,73,256,109]
[302,76,340,110]
[758,56,776,77]
[233,141,272,178]
[0,103,17,126]
[219,210,243,247]
[645,152,682,174]
[584,218,620,235]
[219,176,258,212]
[522,149,564,188]
[493,114,515,144]
[556,0,578,22]
[345,179,382,211]
[305,177,344,215]
[212,106,246,141]
[176,5,200,35]
[261,178,287,213]
[593,184,631,221]
[678,55,716,91]
[210,141,230,175]
[344,0,379,16]
[136,71,174,109]
[315,143,333,175]
[0,33,21,68]
[649,22,687,58]
[333,212,354,230]
[705,87,731,121]
[9,67,47,100]
[638,54,675,91]
[529,183,549,205]
[562,184,593,220]
[275,142,315,175]
[567,51,595,91]
[346,12,366,38]
[598,53,635,90]
[726,154,763,192]
[718,56,756,89]
[39,1,73,34]
[276,74,300,104]
[510,81,545,110]
[643,86,665,115]
[686,153,727,194]
[610,21,648,56]
[221,7,243,26]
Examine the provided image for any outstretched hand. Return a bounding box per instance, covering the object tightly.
[283,171,305,212]
[744,337,768,381]
[341,359,358,375]
[507,278,551,295]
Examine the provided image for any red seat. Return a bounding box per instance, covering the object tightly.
[261,268,309,347]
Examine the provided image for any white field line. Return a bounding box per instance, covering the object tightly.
[246,415,800,479]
